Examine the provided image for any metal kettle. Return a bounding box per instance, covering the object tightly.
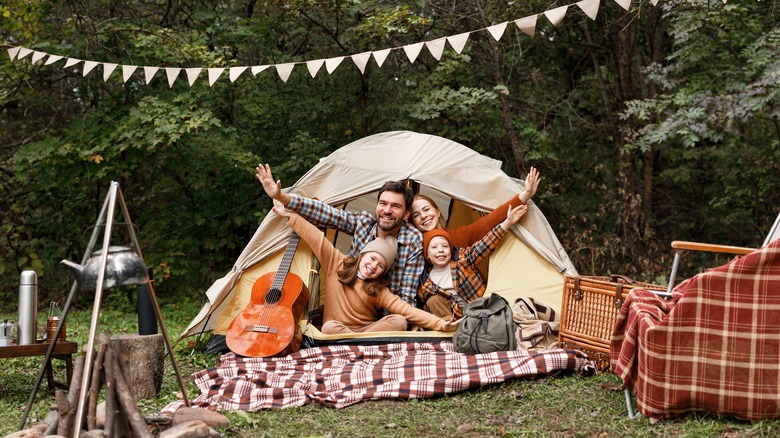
[61,246,148,291]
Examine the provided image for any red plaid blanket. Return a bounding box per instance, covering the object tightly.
[162,341,593,413]
[611,240,780,420]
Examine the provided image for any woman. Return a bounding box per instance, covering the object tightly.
[409,167,540,248]
[272,201,460,334]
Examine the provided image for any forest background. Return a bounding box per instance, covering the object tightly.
[0,0,778,307]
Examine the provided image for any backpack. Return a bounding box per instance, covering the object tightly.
[512,297,559,351]
[452,294,517,354]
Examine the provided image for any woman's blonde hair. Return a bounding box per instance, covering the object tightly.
[337,254,391,297]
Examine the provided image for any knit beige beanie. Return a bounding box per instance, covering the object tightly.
[359,236,398,266]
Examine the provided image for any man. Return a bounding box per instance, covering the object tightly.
[256,163,424,306]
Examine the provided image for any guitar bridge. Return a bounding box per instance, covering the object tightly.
[244,325,279,334]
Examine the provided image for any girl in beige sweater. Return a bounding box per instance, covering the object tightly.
[273,202,460,334]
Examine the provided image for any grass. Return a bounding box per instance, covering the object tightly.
[2,288,779,437]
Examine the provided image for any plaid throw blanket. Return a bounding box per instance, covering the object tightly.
[611,239,780,420]
[162,341,593,413]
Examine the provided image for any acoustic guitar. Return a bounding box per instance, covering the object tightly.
[226,232,310,357]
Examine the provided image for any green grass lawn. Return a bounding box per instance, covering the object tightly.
[2,288,779,437]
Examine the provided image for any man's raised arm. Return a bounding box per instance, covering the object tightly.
[256,163,360,235]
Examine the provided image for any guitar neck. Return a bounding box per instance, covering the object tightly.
[271,232,300,290]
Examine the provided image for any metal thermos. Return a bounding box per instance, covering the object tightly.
[18,270,38,345]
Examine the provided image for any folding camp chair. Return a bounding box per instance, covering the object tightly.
[623,211,780,419]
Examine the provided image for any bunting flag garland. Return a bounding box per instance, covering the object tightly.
[229,66,247,82]
[447,32,470,54]
[403,42,425,64]
[103,62,118,81]
[425,38,446,61]
[306,59,323,78]
[276,63,295,82]
[31,51,46,64]
[352,52,372,74]
[544,6,570,27]
[486,23,508,41]
[372,48,391,67]
[207,68,224,86]
[122,65,138,82]
[44,54,63,65]
[325,57,344,74]
[4,0,655,88]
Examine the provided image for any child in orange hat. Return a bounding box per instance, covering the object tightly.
[419,204,527,319]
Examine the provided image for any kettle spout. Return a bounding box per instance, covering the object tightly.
[60,259,85,278]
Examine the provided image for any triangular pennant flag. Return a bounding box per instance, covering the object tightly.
[276,63,295,82]
[306,59,324,77]
[7,46,21,61]
[229,66,247,82]
[44,55,63,65]
[251,65,269,75]
[373,49,391,67]
[614,0,631,10]
[352,52,371,74]
[165,67,180,87]
[651,0,659,5]
[103,63,118,81]
[425,38,446,61]
[144,66,159,84]
[577,0,600,20]
[544,5,569,27]
[64,58,82,69]
[207,68,224,86]
[17,48,33,60]
[447,32,470,54]
[122,65,138,82]
[486,23,508,41]
[185,68,202,86]
[82,61,99,77]
[31,51,46,64]
[325,56,344,74]
[515,15,538,37]
[403,42,425,64]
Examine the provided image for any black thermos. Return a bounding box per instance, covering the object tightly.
[136,267,158,335]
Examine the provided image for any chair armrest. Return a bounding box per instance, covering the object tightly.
[671,240,756,256]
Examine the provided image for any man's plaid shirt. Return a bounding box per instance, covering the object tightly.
[418,224,508,318]
[287,194,424,305]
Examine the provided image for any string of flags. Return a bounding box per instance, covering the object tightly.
[4,0,657,88]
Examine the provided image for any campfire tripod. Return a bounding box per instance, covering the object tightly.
[18,181,190,436]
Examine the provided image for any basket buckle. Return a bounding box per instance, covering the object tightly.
[573,277,583,300]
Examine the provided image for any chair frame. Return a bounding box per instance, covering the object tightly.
[623,211,780,419]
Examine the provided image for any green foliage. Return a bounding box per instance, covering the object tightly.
[1,0,779,301]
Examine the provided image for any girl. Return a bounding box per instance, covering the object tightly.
[419,204,527,319]
[272,202,460,334]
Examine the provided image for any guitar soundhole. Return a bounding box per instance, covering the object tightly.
[265,288,282,304]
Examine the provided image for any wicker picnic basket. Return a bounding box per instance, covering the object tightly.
[558,275,667,372]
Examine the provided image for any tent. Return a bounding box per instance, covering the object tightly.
[179,131,578,343]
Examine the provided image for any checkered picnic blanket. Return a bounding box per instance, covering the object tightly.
[611,239,780,420]
[161,341,593,413]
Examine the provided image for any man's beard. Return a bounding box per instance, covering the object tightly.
[377,216,402,233]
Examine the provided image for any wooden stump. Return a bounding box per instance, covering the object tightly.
[109,333,164,400]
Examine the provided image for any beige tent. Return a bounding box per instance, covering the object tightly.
[179,131,578,342]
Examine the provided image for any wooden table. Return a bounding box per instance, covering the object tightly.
[0,340,78,391]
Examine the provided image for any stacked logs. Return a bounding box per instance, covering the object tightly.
[12,332,229,438]
[53,332,152,437]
